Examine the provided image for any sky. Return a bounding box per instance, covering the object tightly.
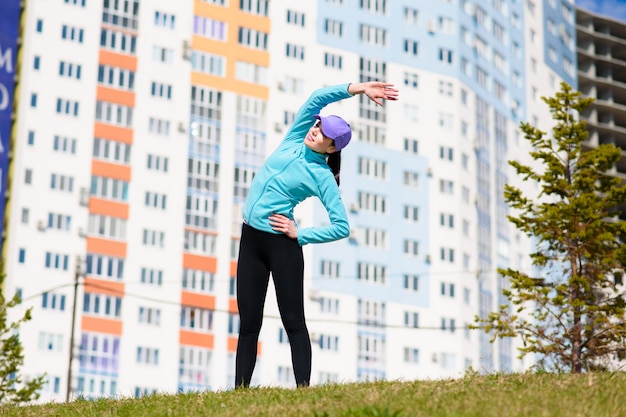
[576,0,626,22]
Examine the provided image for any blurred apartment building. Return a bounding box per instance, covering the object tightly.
[576,6,626,221]
[0,0,576,401]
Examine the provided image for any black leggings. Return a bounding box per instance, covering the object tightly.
[235,223,311,388]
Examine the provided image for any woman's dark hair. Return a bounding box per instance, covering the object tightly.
[327,151,342,186]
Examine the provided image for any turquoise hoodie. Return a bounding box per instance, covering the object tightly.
[242,83,353,246]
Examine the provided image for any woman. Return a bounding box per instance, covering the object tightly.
[235,81,399,388]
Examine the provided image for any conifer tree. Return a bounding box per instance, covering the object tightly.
[0,273,45,403]
[476,82,626,373]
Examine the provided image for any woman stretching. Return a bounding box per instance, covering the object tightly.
[235,81,399,388]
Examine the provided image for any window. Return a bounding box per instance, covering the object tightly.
[138,306,161,327]
[103,0,139,30]
[136,347,160,365]
[59,61,82,79]
[142,229,165,248]
[182,269,215,294]
[360,0,387,14]
[56,98,80,116]
[476,66,489,89]
[324,52,343,69]
[228,314,240,335]
[404,311,419,328]
[359,24,387,47]
[98,65,135,90]
[38,333,63,352]
[318,334,340,351]
[154,11,176,29]
[357,227,387,249]
[440,247,455,263]
[235,61,268,85]
[152,46,174,63]
[148,118,171,136]
[53,136,77,154]
[286,9,305,26]
[403,104,419,122]
[147,154,169,172]
[238,27,269,50]
[184,231,216,255]
[78,333,120,383]
[64,0,86,6]
[180,306,214,331]
[403,275,419,292]
[403,205,419,223]
[403,7,418,24]
[47,212,72,231]
[179,347,211,390]
[357,298,386,325]
[44,252,69,271]
[21,208,29,224]
[193,17,227,40]
[439,81,453,96]
[86,254,125,280]
[319,297,340,314]
[439,113,453,129]
[439,146,454,161]
[403,39,419,56]
[150,82,172,100]
[563,57,574,78]
[30,93,38,108]
[357,262,387,284]
[83,292,122,319]
[438,17,454,34]
[441,318,456,333]
[90,176,129,201]
[404,347,419,363]
[404,138,419,154]
[33,56,40,70]
[61,24,84,43]
[95,101,133,127]
[493,21,505,43]
[140,267,163,286]
[144,191,167,210]
[240,0,269,16]
[320,260,340,279]
[24,168,32,184]
[36,19,43,33]
[441,282,456,297]
[324,19,343,37]
[403,71,418,88]
[403,239,419,257]
[191,51,225,76]
[357,191,387,214]
[92,138,131,164]
[357,157,387,180]
[494,81,506,101]
[100,28,137,54]
[18,248,26,264]
[285,43,305,60]
[87,214,127,240]
[403,171,419,187]
[439,179,454,195]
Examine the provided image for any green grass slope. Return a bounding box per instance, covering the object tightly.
[2,372,625,417]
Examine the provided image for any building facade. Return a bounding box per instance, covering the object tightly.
[1,0,576,401]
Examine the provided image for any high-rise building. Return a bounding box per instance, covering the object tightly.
[576,6,626,213]
[0,0,576,402]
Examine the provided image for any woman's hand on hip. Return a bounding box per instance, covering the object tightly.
[269,214,298,239]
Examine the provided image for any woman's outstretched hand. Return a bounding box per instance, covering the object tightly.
[349,81,399,106]
[269,214,298,239]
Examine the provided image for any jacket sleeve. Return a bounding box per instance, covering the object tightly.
[297,173,350,246]
[280,83,353,149]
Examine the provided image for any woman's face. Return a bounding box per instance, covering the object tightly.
[304,120,337,154]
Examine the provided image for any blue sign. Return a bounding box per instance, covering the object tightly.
[0,0,21,253]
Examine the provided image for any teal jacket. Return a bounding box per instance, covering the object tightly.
[242,83,353,245]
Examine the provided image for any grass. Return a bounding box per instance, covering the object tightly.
[1,372,625,417]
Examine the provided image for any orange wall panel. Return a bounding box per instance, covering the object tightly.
[81,316,123,336]
[91,160,132,181]
[99,50,137,71]
[181,291,216,309]
[97,86,135,107]
[83,277,125,297]
[230,260,237,277]
[228,298,238,314]
[190,72,268,100]
[88,198,129,220]
[94,122,133,144]
[183,254,217,273]
[227,336,238,352]
[86,237,127,258]
[179,330,214,349]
